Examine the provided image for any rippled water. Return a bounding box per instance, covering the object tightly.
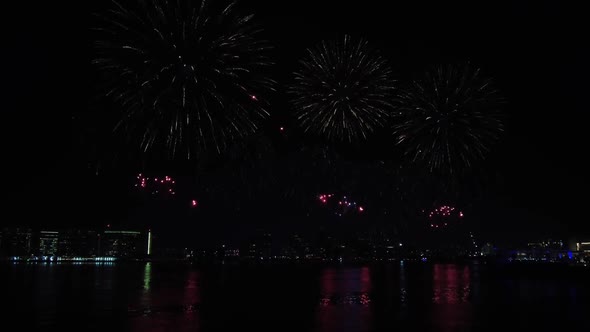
[2,262,589,331]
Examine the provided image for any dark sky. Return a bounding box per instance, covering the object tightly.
[3,1,589,246]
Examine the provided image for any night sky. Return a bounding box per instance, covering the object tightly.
[3,1,589,246]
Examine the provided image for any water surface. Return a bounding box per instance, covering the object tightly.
[2,262,588,331]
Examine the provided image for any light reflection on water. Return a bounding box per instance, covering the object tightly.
[400,260,408,305]
[432,264,472,304]
[318,267,372,305]
[142,262,151,291]
[2,262,589,331]
[316,267,373,332]
[129,263,201,332]
[430,264,474,332]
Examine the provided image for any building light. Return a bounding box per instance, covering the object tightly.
[147,230,152,255]
[104,230,141,235]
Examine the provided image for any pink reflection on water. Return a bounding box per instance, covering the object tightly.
[432,264,471,304]
[431,264,473,332]
[316,267,373,332]
[360,267,370,293]
[183,270,200,313]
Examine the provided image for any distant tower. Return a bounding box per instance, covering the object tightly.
[147,229,152,255]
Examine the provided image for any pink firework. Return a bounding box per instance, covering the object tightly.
[426,204,464,229]
[135,173,176,198]
[317,193,365,216]
[318,193,333,204]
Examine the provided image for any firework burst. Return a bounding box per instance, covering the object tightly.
[135,173,176,196]
[393,63,504,173]
[424,205,464,229]
[318,193,365,217]
[288,35,397,142]
[94,0,275,158]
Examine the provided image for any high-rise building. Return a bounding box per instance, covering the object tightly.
[527,239,564,250]
[101,230,145,257]
[577,242,590,253]
[38,231,59,256]
[58,230,99,257]
[285,234,312,259]
[0,228,33,256]
[241,232,273,260]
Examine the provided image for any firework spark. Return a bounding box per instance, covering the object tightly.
[94,0,275,158]
[289,35,397,142]
[425,205,464,228]
[318,193,365,217]
[135,173,176,196]
[393,63,503,173]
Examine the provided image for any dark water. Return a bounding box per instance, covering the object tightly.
[2,262,589,331]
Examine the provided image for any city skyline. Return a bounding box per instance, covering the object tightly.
[2,224,587,261]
